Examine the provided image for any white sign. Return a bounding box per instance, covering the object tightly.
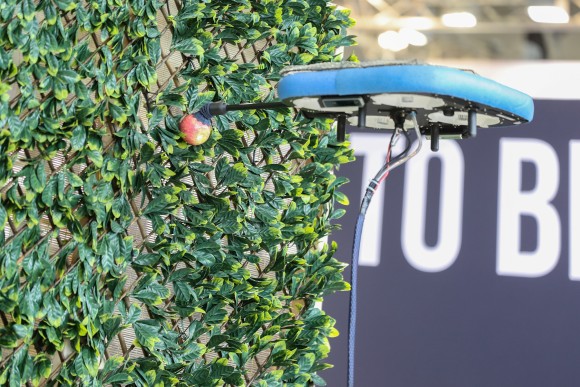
[352,133,580,280]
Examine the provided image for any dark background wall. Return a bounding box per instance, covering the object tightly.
[323,99,580,387]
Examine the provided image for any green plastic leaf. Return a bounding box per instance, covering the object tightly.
[82,347,99,377]
[71,126,87,150]
[21,0,36,21]
[105,373,132,384]
[334,190,349,206]
[134,320,161,350]
[58,69,81,84]
[0,203,7,228]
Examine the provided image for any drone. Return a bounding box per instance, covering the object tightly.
[195,61,534,387]
[203,61,533,151]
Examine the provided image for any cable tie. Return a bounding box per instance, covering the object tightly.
[366,179,380,194]
[392,127,401,146]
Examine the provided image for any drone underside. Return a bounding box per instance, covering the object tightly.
[278,62,534,150]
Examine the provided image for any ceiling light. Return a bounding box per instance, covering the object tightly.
[399,28,428,46]
[399,17,435,31]
[441,12,477,28]
[367,0,384,7]
[527,6,569,23]
[378,31,408,52]
[373,14,391,26]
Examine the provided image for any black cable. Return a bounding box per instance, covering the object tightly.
[390,128,412,164]
[347,115,420,387]
[371,127,412,184]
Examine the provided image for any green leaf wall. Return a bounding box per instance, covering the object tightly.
[0,0,355,385]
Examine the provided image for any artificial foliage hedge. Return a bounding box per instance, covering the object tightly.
[0,0,356,385]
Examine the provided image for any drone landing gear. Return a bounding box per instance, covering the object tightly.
[205,101,480,153]
[337,115,347,142]
[468,109,477,138]
[430,126,440,152]
[430,108,478,151]
[358,107,366,128]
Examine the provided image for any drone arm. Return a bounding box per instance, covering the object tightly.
[208,101,288,116]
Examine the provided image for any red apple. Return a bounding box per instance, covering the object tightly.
[179,114,212,145]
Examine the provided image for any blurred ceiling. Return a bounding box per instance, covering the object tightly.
[332,0,580,60]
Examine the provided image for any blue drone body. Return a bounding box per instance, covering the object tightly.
[208,61,533,150]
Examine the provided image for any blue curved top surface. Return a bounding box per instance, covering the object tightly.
[277,64,534,122]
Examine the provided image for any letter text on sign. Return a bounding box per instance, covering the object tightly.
[350,133,389,267]
[496,138,561,278]
[569,140,580,280]
[401,140,465,272]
